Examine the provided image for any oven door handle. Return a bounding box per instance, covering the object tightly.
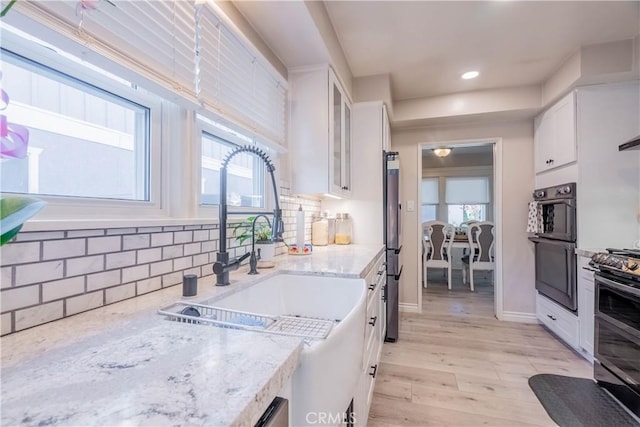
[537,199,576,207]
[598,274,640,298]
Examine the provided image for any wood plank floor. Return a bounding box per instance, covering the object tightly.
[368,270,593,426]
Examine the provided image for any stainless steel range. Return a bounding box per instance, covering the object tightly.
[590,249,640,419]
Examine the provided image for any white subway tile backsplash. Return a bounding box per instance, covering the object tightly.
[15,231,65,241]
[1,312,12,335]
[202,241,216,253]
[67,229,105,238]
[66,291,103,316]
[163,226,183,232]
[15,301,63,331]
[162,271,182,288]
[139,226,163,233]
[106,228,137,235]
[162,245,183,260]
[105,283,136,304]
[122,265,149,283]
[0,242,40,265]
[183,243,201,256]
[43,239,86,260]
[105,251,137,269]
[173,231,193,244]
[87,270,121,291]
[136,277,161,295]
[137,247,162,264]
[184,225,202,231]
[193,230,209,242]
[15,260,63,286]
[1,267,13,289]
[151,233,173,247]
[184,267,201,277]
[1,285,39,312]
[173,256,193,271]
[66,255,104,277]
[42,277,85,302]
[150,260,172,277]
[87,236,121,255]
[209,229,220,241]
[123,234,150,250]
[192,253,209,267]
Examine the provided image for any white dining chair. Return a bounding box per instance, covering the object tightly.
[461,221,495,291]
[422,221,454,290]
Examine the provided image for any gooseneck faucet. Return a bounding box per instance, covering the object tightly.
[213,145,284,286]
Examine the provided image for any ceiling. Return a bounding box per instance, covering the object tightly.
[235,1,640,103]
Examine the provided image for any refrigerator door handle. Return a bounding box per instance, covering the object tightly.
[386,245,402,254]
[394,266,403,281]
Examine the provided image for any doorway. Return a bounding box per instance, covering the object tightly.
[417,139,503,318]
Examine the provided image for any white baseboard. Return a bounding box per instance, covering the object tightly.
[399,303,420,313]
[501,311,539,324]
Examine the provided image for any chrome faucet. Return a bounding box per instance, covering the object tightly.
[213,145,284,286]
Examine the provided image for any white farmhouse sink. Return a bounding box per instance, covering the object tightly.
[205,273,366,426]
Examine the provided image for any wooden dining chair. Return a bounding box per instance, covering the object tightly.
[422,220,454,290]
[461,221,495,291]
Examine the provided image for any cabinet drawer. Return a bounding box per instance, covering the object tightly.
[362,339,379,413]
[537,293,579,348]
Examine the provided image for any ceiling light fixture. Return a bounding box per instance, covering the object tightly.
[433,148,452,157]
[461,71,479,80]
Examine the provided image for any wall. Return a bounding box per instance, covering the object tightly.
[392,121,536,316]
[0,191,320,336]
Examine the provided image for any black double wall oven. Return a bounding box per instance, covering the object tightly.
[529,183,578,311]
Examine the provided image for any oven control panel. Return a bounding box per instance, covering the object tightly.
[533,182,576,201]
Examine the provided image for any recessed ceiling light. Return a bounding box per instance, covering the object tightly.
[461,71,479,80]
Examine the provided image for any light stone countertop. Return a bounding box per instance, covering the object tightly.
[1,243,384,426]
[575,248,606,258]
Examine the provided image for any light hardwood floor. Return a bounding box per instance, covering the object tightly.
[367,271,593,426]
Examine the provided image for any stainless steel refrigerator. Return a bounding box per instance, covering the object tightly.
[383,151,402,342]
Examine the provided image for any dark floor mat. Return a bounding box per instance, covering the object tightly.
[529,374,639,427]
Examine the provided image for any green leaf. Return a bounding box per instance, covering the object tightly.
[0,196,46,246]
[0,225,22,246]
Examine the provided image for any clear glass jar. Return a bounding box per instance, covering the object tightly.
[335,213,352,245]
[311,214,329,246]
[325,211,336,244]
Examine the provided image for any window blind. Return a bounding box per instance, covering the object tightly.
[421,178,439,204]
[13,0,287,146]
[197,4,287,146]
[445,177,490,204]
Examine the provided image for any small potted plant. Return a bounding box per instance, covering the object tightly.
[232,216,275,266]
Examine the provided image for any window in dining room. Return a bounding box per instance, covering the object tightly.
[445,176,490,226]
[421,177,439,222]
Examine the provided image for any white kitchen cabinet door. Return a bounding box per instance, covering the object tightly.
[290,65,351,198]
[577,256,595,359]
[534,91,577,174]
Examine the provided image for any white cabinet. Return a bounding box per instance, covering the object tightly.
[324,101,390,244]
[356,251,386,425]
[289,65,351,198]
[577,255,595,360]
[534,91,577,173]
[536,292,580,350]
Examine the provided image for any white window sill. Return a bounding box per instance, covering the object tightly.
[22,217,220,232]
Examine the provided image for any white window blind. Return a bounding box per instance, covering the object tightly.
[445,177,490,204]
[19,1,197,102]
[421,178,439,204]
[197,4,287,146]
[12,1,287,146]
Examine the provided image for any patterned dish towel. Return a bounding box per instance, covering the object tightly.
[527,201,543,233]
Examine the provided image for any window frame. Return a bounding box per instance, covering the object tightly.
[0,27,165,220]
[195,117,275,220]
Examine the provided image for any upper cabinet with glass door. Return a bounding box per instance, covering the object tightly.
[289,65,351,198]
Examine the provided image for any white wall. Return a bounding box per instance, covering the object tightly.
[392,121,536,315]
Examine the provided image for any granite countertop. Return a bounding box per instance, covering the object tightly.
[1,244,384,426]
